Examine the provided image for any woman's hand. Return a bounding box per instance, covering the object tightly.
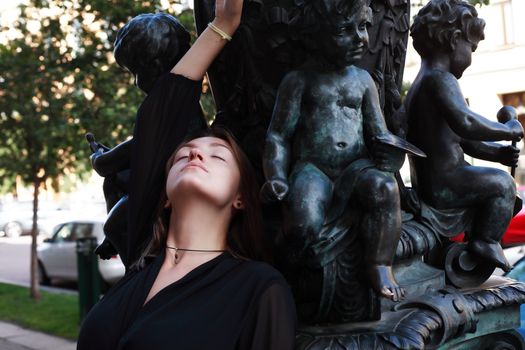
[171,0,244,80]
[213,0,244,35]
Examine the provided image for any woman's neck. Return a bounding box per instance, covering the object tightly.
[166,197,230,251]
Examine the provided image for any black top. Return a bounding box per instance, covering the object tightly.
[77,252,297,349]
[126,73,205,267]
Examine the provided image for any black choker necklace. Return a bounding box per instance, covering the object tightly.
[166,246,226,264]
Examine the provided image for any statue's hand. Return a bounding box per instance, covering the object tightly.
[506,119,524,142]
[260,178,289,203]
[372,143,405,173]
[497,144,520,167]
[90,147,106,172]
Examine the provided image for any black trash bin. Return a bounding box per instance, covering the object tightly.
[76,236,101,321]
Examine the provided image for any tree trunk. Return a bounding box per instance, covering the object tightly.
[30,179,41,300]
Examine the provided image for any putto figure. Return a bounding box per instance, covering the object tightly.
[88,13,206,264]
[406,0,523,271]
[261,0,423,301]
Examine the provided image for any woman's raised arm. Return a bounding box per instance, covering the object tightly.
[171,0,243,80]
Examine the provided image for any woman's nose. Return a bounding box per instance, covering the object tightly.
[188,148,204,161]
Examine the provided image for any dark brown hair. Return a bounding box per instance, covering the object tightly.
[138,126,270,265]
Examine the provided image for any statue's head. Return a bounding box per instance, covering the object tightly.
[293,0,372,68]
[411,0,485,78]
[114,13,190,93]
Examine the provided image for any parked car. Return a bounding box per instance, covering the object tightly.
[502,207,525,247]
[0,201,72,238]
[37,220,125,286]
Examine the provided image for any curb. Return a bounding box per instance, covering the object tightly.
[0,321,76,350]
[0,279,78,296]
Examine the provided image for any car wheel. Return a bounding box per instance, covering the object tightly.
[38,262,51,286]
[4,222,23,238]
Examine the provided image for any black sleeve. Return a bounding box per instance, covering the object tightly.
[237,281,297,350]
[126,73,203,267]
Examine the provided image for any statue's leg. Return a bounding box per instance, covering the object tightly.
[100,196,129,262]
[354,167,404,301]
[433,166,515,271]
[102,177,123,212]
[283,162,332,262]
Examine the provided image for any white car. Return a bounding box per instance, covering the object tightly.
[0,201,75,238]
[37,220,125,286]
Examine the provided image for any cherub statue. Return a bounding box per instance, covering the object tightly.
[261,0,424,301]
[406,0,523,271]
[87,13,206,263]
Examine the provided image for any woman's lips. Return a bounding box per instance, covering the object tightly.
[182,162,208,172]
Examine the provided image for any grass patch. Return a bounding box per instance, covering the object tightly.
[0,283,78,339]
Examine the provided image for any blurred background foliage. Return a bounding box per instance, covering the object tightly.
[0,0,490,196]
[0,0,215,196]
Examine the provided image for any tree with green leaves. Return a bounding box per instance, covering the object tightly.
[0,0,189,299]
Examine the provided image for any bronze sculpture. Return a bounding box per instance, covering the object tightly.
[406,0,522,273]
[88,13,206,266]
[260,0,424,302]
[89,0,525,348]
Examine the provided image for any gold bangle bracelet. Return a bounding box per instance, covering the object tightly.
[208,22,233,41]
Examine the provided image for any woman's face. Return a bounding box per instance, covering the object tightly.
[166,137,242,209]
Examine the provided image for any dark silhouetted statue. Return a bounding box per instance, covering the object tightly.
[406,0,523,276]
[260,0,424,303]
[87,13,206,265]
[90,0,525,348]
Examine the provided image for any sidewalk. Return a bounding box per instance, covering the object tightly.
[0,321,76,350]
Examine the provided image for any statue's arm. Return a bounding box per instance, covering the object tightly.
[430,71,519,142]
[362,71,390,139]
[263,71,305,181]
[461,140,501,160]
[461,139,519,167]
[91,139,132,177]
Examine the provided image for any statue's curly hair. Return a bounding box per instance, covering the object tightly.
[114,13,190,93]
[411,0,485,58]
[290,0,371,50]
[293,0,371,30]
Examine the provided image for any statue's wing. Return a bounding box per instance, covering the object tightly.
[194,0,300,172]
[357,0,410,135]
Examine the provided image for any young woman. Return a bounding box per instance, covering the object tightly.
[77,0,297,348]
[78,128,296,349]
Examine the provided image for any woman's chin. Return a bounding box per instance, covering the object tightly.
[168,178,233,208]
[168,177,206,197]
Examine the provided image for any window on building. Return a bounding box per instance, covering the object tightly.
[501,91,525,120]
[501,91,525,184]
[478,0,514,47]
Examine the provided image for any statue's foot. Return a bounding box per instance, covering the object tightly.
[368,264,405,302]
[94,238,118,260]
[468,240,511,272]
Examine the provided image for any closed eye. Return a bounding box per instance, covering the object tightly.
[175,156,188,162]
[212,155,226,161]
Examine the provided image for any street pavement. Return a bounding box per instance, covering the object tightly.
[0,236,32,286]
[0,236,77,294]
[0,320,76,350]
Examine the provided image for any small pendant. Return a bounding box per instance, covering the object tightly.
[173,248,181,264]
[174,248,180,264]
